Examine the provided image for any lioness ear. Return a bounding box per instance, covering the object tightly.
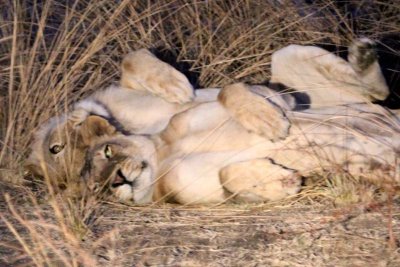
[67,109,89,128]
[79,115,116,145]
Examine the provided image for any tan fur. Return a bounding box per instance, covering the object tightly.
[270,39,389,106]
[155,88,398,204]
[120,49,194,104]
[80,39,399,205]
[25,115,116,193]
[218,83,290,141]
[25,49,198,189]
[82,134,157,204]
[219,159,301,202]
[82,95,399,204]
[25,49,288,190]
[27,39,398,203]
[82,79,399,204]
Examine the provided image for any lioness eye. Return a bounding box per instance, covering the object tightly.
[49,144,64,154]
[104,145,112,159]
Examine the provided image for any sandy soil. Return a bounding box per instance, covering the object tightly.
[0,181,399,267]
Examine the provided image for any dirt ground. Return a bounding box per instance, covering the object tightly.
[0,181,399,267]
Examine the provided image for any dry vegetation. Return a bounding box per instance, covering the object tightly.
[0,0,399,266]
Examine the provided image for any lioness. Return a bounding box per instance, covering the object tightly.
[25,49,289,192]
[81,83,399,204]
[80,39,399,204]
[24,48,197,189]
[26,38,394,200]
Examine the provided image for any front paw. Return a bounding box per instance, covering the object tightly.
[121,49,194,104]
[218,83,291,141]
[348,38,378,73]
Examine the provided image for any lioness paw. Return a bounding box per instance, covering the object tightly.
[150,73,194,104]
[241,103,291,142]
[219,158,301,202]
[120,158,144,182]
[121,49,194,104]
[348,38,378,73]
[218,83,290,141]
[348,38,389,100]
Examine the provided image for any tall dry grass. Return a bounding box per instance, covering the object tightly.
[1,0,398,195]
[0,0,400,265]
[2,0,398,175]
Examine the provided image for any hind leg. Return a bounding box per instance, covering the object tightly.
[219,158,301,203]
[271,38,389,106]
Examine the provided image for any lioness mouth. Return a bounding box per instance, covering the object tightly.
[111,169,134,188]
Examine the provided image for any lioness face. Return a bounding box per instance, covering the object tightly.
[82,136,155,204]
[25,115,117,191]
[25,117,84,188]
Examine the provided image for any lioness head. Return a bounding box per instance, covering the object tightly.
[81,135,157,204]
[25,114,117,191]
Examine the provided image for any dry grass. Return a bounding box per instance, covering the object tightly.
[1,0,400,266]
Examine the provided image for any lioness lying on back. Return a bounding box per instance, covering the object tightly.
[81,85,399,204]
[26,38,395,202]
[25,48,291,193]
[24,48,195,190]
[80,40,399,204]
